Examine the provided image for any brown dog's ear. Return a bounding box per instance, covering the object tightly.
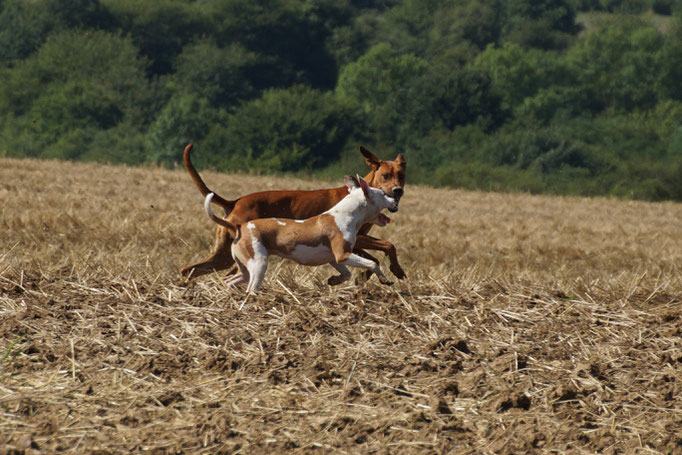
[360,146,382,170]
[395,154,406,169]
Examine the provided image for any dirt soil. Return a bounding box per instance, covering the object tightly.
[1,158,681,454]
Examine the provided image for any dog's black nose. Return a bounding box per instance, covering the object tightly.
[392,187,404,198]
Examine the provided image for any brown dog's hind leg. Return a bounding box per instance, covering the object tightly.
[180,226,235,281]
[181,252,235,280]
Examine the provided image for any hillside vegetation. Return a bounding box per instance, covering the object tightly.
[0,0,681,201]
[1,158,682,452]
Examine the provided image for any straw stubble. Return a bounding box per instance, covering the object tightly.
[1,158,681,453]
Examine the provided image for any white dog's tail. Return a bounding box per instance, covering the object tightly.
[204,193,238,237]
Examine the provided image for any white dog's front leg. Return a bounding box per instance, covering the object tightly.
[341,254,392,285]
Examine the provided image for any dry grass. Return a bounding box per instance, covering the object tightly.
[1,157,682,454]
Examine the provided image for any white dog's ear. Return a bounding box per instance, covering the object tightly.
[344,175,360,190]
[356,174,370,197]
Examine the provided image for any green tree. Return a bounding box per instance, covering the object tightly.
[0,1,53,66]
[597,0,650,13]
[336,43,428,112]
[208,0,345,90]
[0,30,155,160]
[383,66,506,146]
[506,0,578,32]
[0,0,115,67]
[171,41,259,110]
[146,94,224,167]
[503,0,579,49]
[104,0,208,76]
[515,86,596,124]
[379,0,441,55]
[657,13,682,101]
[472,42,569,110]
[376,0,501,59]
[431,0,502,51]
[203,85,362,172]
[566,22,664,112]
[47,0,116,29]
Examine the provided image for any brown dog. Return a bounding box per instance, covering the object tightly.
[180,143,406,282]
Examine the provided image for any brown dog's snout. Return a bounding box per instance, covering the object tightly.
[388,187,402,213]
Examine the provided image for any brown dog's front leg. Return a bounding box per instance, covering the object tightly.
[354,235,406,279]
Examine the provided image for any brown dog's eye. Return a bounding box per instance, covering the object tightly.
[383,173,390,180]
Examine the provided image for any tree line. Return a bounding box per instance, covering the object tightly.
[1,0,681,201]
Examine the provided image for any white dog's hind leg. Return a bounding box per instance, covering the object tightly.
[246,262,267,293]
[245,241,269,293]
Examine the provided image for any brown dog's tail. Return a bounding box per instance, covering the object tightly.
[204,193,238,237]
[183,143,236,212]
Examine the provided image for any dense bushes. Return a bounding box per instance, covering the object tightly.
[0,0,680,201]
[202,85,362,172]
[0,29,155,161]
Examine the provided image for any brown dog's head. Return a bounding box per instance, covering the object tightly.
[361,146,406,213]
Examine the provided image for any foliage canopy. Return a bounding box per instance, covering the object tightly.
[0,0,680,201]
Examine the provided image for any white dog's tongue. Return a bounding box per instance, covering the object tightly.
[378,213,391,226]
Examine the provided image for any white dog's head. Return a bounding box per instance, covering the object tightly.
[344,175,397,227]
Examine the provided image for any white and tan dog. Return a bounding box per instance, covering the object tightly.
[204,175,398,293]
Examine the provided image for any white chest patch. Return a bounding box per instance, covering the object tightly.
[247,222,256,230]
[330,211,356,244]
[286,244,333,266]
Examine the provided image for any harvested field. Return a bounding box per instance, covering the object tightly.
[1,157,682,454]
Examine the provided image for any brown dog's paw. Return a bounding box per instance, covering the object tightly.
[390,264,407,280]
[174,276,190,287]
[327,274,346,286]
[179,267,195,283]
[378,276,394,286]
